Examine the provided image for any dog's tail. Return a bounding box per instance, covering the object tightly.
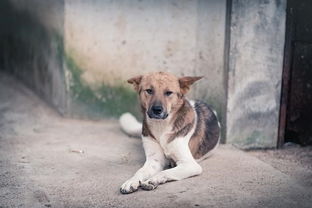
[119,113,142,137]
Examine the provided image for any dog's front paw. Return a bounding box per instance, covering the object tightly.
[140,180,158,191]
[120,178,140,194]
[141,172,168,191]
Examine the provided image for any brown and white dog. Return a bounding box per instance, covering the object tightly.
[119,72,220,194]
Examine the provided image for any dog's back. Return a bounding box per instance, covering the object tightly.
[189,101,221,160]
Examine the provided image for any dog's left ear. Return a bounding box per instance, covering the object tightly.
[179,76,203,95]
[127,75,143,92]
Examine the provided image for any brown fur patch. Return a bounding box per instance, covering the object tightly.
[127,75,142,92]
[168,100,195,143]
[179,76,203,95]
[139,72,181,116]
[142,117,156,139]
[128,72,201,119]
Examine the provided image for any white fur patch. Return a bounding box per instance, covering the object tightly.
[119,113,142,137]
[147,115,171,141]
[212,109,218,117]
[120,136,166,194]
[188,99,195,107]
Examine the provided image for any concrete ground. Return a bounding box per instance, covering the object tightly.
[0,73,311,208]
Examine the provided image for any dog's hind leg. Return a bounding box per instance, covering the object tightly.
[140,138,202,190]
[120,136,166,194]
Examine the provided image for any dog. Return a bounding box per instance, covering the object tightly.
[119,72,220,194]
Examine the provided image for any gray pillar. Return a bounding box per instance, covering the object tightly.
[226,0,286,148]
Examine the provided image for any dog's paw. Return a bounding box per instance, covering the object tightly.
[140,172,167,191]
[120,178,140,194]
[140,180,158,191]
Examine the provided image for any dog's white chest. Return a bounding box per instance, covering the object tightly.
[161,141,176,161]
[146,119,175,157]
[146,116,196,162]
[147,119,170,141]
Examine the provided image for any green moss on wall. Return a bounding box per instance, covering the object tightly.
[234,130,271,149]
[64,53,140,119]
[245,131,262,145]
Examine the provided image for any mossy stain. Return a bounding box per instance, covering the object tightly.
[64,53,140,118]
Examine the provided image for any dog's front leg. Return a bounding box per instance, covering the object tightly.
[140,138,202,190]
[120,136,166,194]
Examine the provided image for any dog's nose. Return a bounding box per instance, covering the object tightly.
[151,105,163,115]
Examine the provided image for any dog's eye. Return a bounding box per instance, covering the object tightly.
[145,89,153,95]
[165,91,173,96]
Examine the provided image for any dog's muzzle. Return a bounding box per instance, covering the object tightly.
[147,105,168,119]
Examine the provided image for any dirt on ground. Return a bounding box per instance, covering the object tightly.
[0,73,312,208]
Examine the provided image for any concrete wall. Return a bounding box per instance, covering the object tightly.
[227,0,286,148]
[0,0,228,129]
[64,0,227,123]
[0,0,288,148]
[0,0,227,125]
[0,0,67,115]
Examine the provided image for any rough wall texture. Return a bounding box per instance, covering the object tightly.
[227,0,286,148]
[0,0,67,115]
[64,0,227,123]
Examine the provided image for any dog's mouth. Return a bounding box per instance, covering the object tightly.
[147,111,168,120]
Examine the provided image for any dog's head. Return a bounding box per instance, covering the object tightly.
[128,72,202,120]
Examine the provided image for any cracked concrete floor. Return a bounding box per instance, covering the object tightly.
[0,73,312,208]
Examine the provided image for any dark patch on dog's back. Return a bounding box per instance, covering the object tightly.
[189,101,220,159]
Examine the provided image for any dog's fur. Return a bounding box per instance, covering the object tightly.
[120,72,220,194]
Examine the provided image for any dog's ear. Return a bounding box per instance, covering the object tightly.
[179,76,203,94]
[127,75,143,92]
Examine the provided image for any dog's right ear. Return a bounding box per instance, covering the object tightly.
[127,75,143,92]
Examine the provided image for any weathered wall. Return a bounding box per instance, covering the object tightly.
[0,0,67,114]
[0,0,288,148]
[227,0,286,148]
[64,0,227,123]
[0,0,228,136]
